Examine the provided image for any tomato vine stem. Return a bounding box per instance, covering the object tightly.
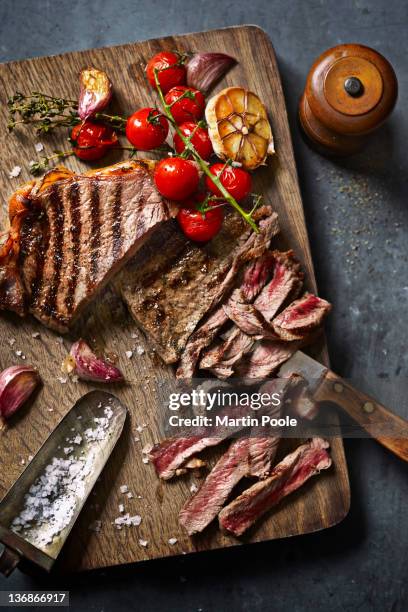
[153,69,259,233]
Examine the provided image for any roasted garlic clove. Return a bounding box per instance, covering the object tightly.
[78,68,113,120]
[68,339,124,383]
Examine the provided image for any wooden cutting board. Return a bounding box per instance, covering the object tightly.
[0,25,350,572]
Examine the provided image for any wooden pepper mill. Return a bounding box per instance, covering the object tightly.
[299,43,398,155]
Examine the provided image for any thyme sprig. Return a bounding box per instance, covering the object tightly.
[153,69,259,232]
[7,92,127,134]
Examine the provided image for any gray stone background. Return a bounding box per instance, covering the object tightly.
[0,0,407,610]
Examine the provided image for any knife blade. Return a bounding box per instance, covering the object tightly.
[277,351,408,462]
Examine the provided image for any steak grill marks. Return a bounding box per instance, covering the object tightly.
[111,181,123,260]
[41,183,64,318]
[89,178,101,286]
[65,181,81,313]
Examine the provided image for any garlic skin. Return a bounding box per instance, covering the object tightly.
[70,339,124,383]
[186,52,236,94]
[0,366,41,422]
[78,68,112,120]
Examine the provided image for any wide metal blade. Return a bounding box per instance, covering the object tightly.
[0,390,127,572]
[277,350,328,394]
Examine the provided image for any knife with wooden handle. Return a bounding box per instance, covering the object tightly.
[277,351,408,462]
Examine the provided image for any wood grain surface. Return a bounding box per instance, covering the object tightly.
[0,25,350,573]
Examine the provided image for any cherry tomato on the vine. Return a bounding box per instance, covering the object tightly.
[146,51,186,94]
[177,193,224,242]
[164,86,205,124]
[205,163,252,201]
[154,157,199,201]
[173,122,213,161]
[71,121,118,161]
[126,108,169,150]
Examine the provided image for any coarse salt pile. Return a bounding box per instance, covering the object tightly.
[10,406,114,549]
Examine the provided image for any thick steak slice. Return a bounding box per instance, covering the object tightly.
[175,211,280,377]
[219,438,332,536]
[149,436,225,480]
[1,161,176,331]
[179,437,252,535]
[271,293,331,340]
[200,250,303,378]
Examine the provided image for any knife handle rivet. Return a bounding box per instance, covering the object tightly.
[334,383,344,393]
[363,401,375,413]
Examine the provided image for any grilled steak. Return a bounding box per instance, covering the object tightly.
[175,211,280,377]
[219,438,332,536]
[0,161,176,331]
[200,250,303,378]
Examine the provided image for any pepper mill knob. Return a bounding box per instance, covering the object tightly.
[299,43,398,155]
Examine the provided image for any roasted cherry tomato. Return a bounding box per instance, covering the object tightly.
[154,157,199,201]
[126,108,169,150]
[173,122,213,161]
[177,194,224,242]
[71,121,118,161]
[205,163,252,201]
[146,51,186,94]
[164,86,205,124]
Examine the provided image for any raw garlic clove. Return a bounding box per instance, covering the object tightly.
[69,339,124,383]
[186,52,236,94]
[0,365,41,423]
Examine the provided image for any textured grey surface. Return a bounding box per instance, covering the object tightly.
[0,1,407,611]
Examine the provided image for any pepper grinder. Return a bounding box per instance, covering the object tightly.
[299,43,398,155]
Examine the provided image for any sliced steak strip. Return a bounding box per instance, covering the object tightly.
[271,293,331,341]
[179,437,252,535]
[149,436,224,480]
[200,250,303,378]
[176,211,280,378]
[219,438,332,536]
[236,340,302,379]
[222,293,278,338]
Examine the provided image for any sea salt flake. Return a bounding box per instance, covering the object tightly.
[168,538,178,545]
[57,376,67,384]
[8,338,16,346]
[9,166,21,178]
[125,350,133,359]
[136,346,145,356]
[142,444,153,455]
[190,483,198,493]
[31,332,41,339]
[139,539,148,547]
[119,485,128,494]
[136,425,144,433]
[142,457,149,464]
[119,504,124,513]
[34,142,44,152]
[127,492,133,499]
